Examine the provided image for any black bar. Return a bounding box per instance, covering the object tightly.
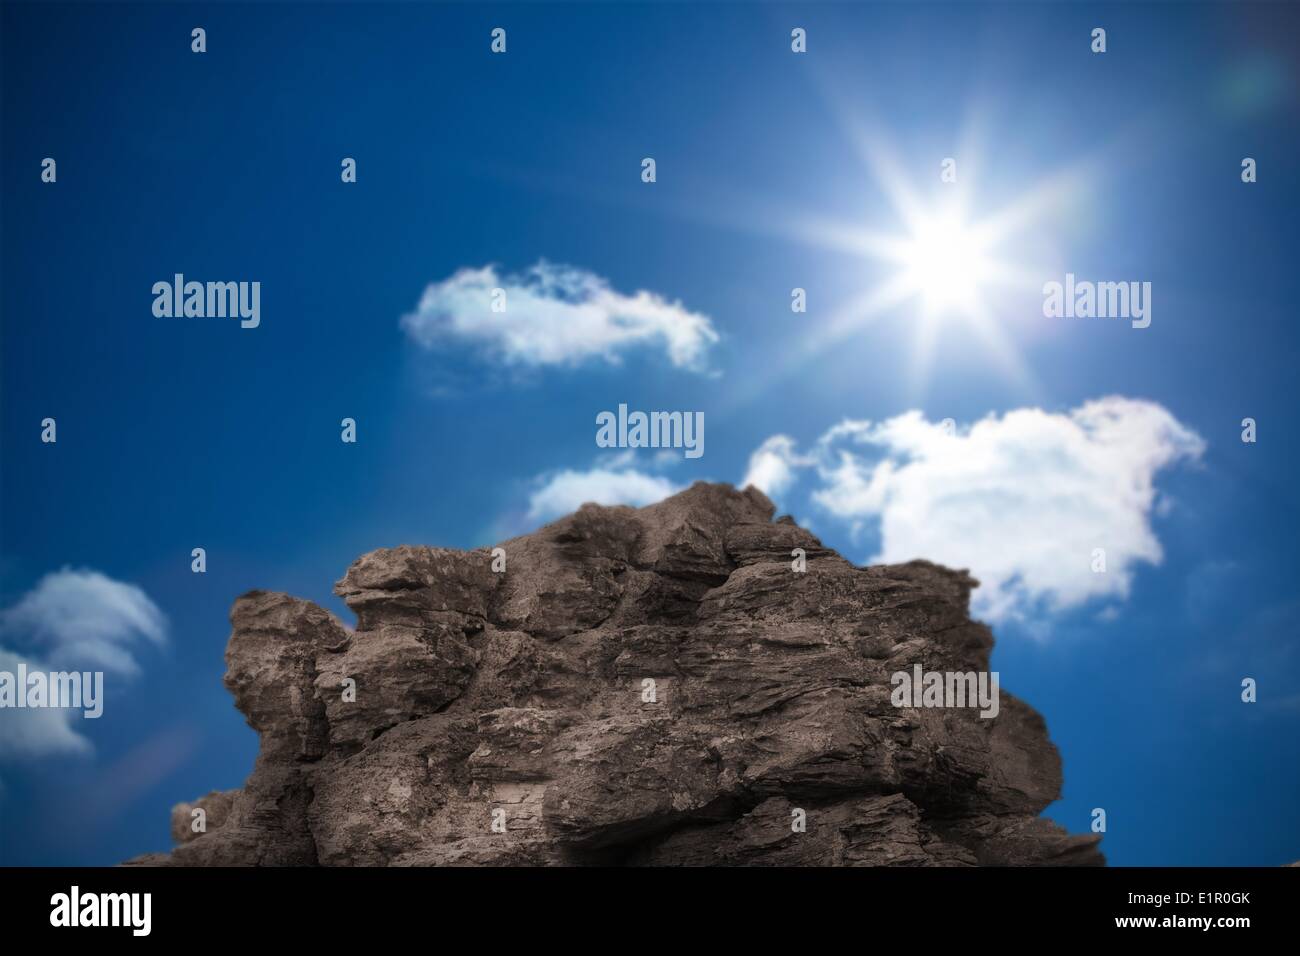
[0,866,1292,942]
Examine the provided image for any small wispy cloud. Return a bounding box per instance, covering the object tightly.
[401,261,719,373]
[1,568,167,678]
[0,569,167,759]
[742,435,813,498]
[0,647,94,758]
[527,467,683,523]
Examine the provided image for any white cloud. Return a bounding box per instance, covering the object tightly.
[528,468,682,523]
[742,435,811,497]
[745,398,1205,623]
[0,647,94,758]
[0,568,167,677]
[402,261,719,372]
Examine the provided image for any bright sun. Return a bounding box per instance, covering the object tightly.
[749,116,1090,398]
[898,214,994,314]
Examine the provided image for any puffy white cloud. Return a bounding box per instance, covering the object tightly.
[0,568,167,678]
[527,468,682,522]
[746,398,1205,623]
[402,261,719,372]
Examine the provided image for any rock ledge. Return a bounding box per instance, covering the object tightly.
[129,482,1103,867]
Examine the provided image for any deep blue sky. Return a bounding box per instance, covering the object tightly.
[3,2,1298,866]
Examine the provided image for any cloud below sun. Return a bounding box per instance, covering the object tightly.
[523,398,1205,628]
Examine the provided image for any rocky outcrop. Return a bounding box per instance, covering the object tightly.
[170,789,238,845]
[128,482,1102,866]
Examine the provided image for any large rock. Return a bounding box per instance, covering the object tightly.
[127,482,1103,866]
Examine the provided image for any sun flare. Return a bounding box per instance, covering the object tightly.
[713,109,1092,406]
[897,213,995,315]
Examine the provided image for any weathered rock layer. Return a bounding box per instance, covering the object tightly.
[132,483,1103,866]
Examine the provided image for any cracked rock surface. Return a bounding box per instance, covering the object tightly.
[127,482,1103,866]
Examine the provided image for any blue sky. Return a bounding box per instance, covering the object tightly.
[2,1,1298,866]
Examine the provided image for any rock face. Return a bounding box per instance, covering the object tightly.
[131,483,1103,866]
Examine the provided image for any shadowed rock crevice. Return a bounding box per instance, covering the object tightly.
[128,482,1103,867]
